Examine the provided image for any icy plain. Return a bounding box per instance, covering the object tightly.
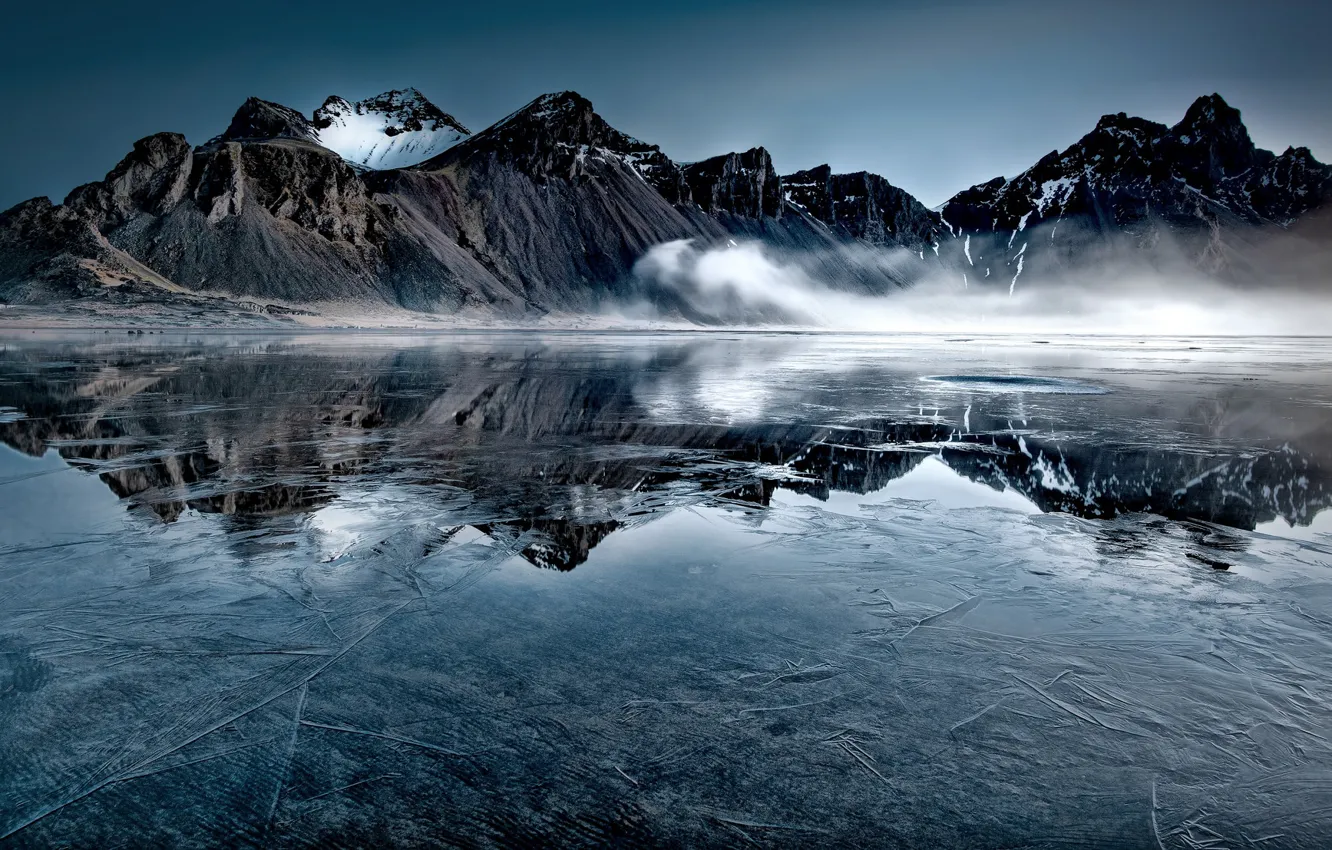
[1,332,1330,848]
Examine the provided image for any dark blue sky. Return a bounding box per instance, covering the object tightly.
[3,0,1329,210]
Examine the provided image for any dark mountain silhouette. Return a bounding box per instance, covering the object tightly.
[0,90,1327,322]
[938,93,1332,290]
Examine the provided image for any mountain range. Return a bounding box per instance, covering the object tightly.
[1,87,1328,324]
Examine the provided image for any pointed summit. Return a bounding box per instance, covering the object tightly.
[426,91,677,186]
[481,91,634,156]
[318,88,467,135]
[211,97,319,145]
[1169,93,1260,188]
[1175,93,1244,134]
[498,91,595,126]
[367,87,429,108]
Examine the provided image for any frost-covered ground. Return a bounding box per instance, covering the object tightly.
[1,332,1331,847]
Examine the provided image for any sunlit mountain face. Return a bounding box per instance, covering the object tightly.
[3,331,1332,847]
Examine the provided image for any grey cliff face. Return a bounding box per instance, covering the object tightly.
[683,148,782,219]
[782,164,943,252]
[64,133,196,228]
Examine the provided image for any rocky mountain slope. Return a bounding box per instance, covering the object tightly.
[0,89,1327,322]
[938,93,1332,292]
[0,89,943,320]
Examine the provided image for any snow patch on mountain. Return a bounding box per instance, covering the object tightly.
[1035,177,1075,214]
[1009,242,1027,296]
[312,88,470,171]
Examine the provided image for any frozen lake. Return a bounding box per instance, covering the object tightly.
[2,331,1332,847]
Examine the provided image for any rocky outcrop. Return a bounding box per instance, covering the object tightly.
[782,164,943,252]
[1243,146,1332,224]
[103,137,396,303]
[682,148,782,218]
[209,97,319,145]
[0,129,403,306]
[0,135,199,304]
[64,133,195,227]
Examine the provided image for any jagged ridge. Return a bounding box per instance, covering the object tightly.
[1,89,1328,320]
[936,93,1332,289]
[0,88,945,317]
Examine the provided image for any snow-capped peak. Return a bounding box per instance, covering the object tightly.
[312,88,471,171]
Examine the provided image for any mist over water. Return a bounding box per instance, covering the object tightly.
[631,238,1332,335]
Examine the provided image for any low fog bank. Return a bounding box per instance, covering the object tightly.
[624,237,1332,336]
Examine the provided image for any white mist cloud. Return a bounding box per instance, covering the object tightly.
[631,238,1332,335]
[633,239,839,323]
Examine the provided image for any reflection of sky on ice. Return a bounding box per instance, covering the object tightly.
[1256,507,1332,542]
[0,447,125,544]
[771,455,1042,515]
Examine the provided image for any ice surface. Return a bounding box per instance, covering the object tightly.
[1256,508,1332,542]
[1,332,1331,847]
[921,374,1108,394]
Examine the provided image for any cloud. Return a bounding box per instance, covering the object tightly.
[630,238,1332,335]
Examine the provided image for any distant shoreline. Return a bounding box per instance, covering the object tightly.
[2,320,1330,341]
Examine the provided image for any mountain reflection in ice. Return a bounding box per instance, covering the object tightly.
[2,332,1332,847]
[773,455,1044,516]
